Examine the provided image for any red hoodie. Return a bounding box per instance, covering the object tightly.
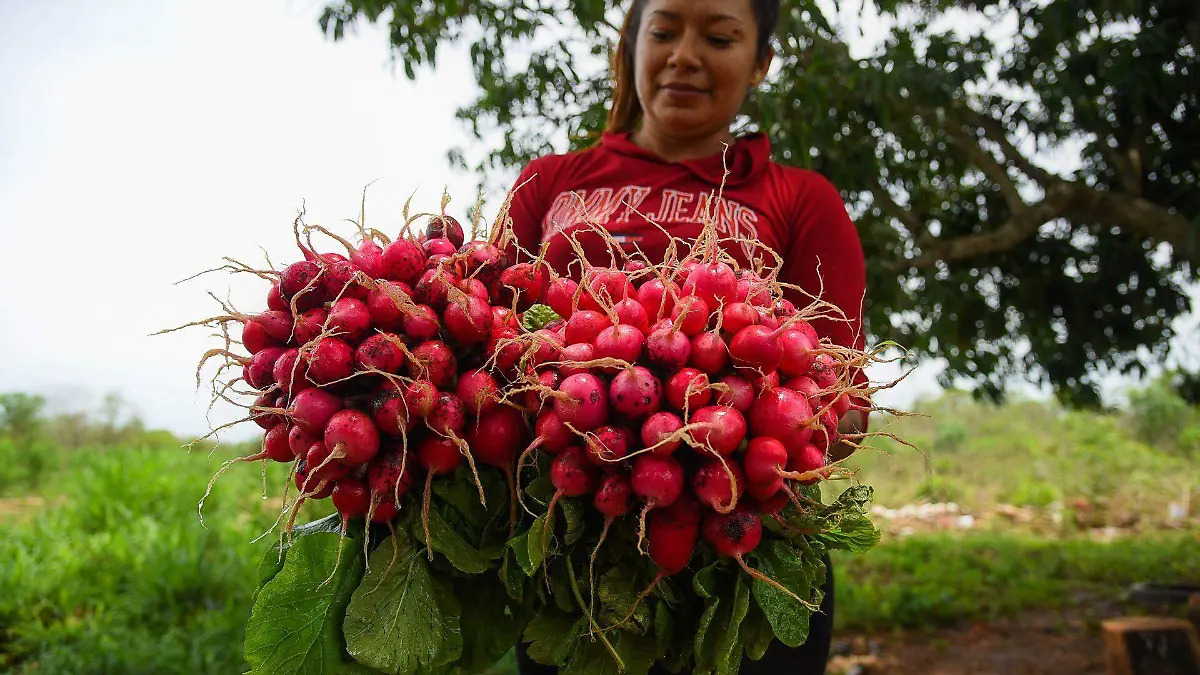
[503,131,867,364]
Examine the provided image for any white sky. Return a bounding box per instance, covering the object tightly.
[0,1,1192,441]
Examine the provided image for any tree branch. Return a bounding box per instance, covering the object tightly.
[956,105,1060,188]
[937,113,1026,210]
[892,183,1076,270]
[1080,191,1198,265]
[868,181,928,242]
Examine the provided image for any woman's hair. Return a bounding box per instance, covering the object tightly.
[605,0,781,134]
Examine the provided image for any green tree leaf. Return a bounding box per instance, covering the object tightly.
[343,536,463,675]
[243,532,365,675]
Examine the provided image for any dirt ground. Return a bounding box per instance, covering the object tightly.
[827,598,1126,675]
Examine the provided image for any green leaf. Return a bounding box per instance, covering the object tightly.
[456,576,522,674]
[749,540,822,648]
[523,610,582,667]
[243,532,365,675]
[741,605,775,662]
[507,530,535,577]
[253,543,286,604]
[521,304,561,331]
[692,598,721,674]
[500,547,527,599]
[416,503,490,574]
[336,664,390,675]
[559,496,586,546]
[596,566,651,632]
[714,575,751,675]
[343,536,463,675]
[527,514,549,570]
[816,510,882,554]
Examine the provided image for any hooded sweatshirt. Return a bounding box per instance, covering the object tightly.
[503,131,868,365]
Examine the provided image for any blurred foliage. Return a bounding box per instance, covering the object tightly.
[317,0,1199,407]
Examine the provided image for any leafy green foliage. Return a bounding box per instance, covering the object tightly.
[244,533,365,675]
[316,0,1199,406]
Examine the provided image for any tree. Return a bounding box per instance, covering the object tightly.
[0,392,46,446]
[318,0,1199,406]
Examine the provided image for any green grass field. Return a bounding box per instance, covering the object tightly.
[1,390,1197,673]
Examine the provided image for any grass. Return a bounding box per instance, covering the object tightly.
[0,390,1197,672]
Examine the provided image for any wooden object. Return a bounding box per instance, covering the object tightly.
[1101,616,1200,675]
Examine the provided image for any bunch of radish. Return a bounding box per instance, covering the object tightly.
[178,209,542,539]
[500,231,869,609]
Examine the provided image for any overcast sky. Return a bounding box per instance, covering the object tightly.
[0,1,1192,442]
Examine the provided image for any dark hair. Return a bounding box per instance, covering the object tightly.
[605,0,781,134]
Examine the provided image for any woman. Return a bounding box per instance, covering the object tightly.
[503,0,868,673]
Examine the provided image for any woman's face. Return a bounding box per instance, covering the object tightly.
[633,0,770,144]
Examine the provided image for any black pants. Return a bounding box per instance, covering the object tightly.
[516,553,835,675]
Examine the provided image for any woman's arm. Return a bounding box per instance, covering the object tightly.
[777,172,869,462]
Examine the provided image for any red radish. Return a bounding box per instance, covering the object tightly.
[545,277,579,319]
[324,260,370,301]
[426,214,465,248]
[245,347,286,390]
[565,310,608,345]
[614,298,650,334]
[645,494,701,576]
[743,437,790,485]
[692,457,745,512]
[488,328,525,377]
[401,305,440,342]
[294,308,328,346]
[443,293,492,344]
[456,368,499,416]
[671,296,710,336]
[809,354,839,389]
[580,269,635,312]
[289,387,343,432]
[640,412,684,455]
[828,393,852,418]
[355,333,406,373]
[254,310,295,343]
[323,409,381,466]
[751,371,780,395]
[810,408,842,452]
[553,373,609,432]
[370,383,414,436]
[609,366,662,419]
[678,260,700,280]
[594,323,644,364]
[775,300,800,320]
[787,442,827,484]
[273,348,310,396]
[532,409,575,455]
[369,495,401,523]
[754,490,791,516]
[242,320,279,355]
[288,424,319,458]
[494,307,520,332]
[716,374,754,412]
[262,423,295,462]
[402,380,438,419]
[631,454,685,509]
[593,473,633,519]
[332,479,370,519]
[280,261,322,300]
[409,341,457,389]
[778,329,817,377]
[367,443,414,506]
[623,259,649,274]
[319,252,348,264]
[690,406,747,456]
[461,241,507,287]
[457,277,490,303]
[757,310,781,331]
[721,302,760,335]
[522,370,561,413]
[253,391,286,430]
[380,239,426,284]
[540,446,600,560]
[426,392,466,437]
[736,275,771,307]
[784,375,822,404]
[683,261,737,308]
[304,443,351,486]
[306,338,354,384]
[729,325,783,373]
[294,456,337,499]
[499,263,549,305]
[351,240,384,279]
[415,267,456,308]
[749,388,815,451]
[465,406,524,468]
[267,283,288,312]
[689,332,729,374]
[525,328,562,368]
[665,368,712,412]
[585,425,633,465]
[636,277,678,322]
[416,435,463,475]
[559,343,596,378]
[702,505,804,605]
[646,324,692,371]
[422,237,458,258]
